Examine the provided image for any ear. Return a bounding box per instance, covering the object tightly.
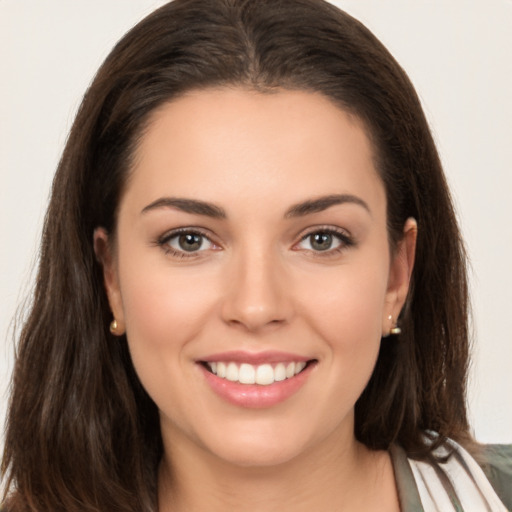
[382,218,417,335]
[93,227,125,335]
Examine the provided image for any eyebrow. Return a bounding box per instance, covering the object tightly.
[284,194,371,218]
[141,193,370,219]
[141,197,227,218]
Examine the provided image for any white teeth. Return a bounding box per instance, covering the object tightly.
[295,361,306,374]
[217,362,226,378]
[239,363,256,384]
[255,364,274,386]
[206,360,309,385]
[274,363,286,381]
[226,362,239,382]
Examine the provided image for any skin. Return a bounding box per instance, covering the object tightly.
[95,88,416,511]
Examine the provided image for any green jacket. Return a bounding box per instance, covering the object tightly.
[391,444,512,511]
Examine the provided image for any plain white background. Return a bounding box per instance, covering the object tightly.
[1,1,511,444]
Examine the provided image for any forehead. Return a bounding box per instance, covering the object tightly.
[123,88,385,217]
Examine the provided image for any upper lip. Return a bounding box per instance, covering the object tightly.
[198,350,312,365]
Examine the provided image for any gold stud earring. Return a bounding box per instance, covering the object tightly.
[389,315,401,335]
[110,319,118,334]
[390,325,402,335]
[386,315,401,336]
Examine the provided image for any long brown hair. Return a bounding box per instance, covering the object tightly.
[2,0,471,510]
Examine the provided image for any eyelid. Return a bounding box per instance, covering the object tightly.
[292,225,355,254]
[155,225,354,259]
[156,226,221,257]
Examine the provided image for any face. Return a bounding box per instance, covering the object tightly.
[96,89,415,469]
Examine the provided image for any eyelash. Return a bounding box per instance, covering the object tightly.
[295,226,355,257]
[155,226,355,259]
[155,228,218,259]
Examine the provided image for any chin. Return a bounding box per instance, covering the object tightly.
[193,416,328,469]
[209,438,307,469]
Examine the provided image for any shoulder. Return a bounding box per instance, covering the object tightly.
[391,438,512,511]
[480,444,512,510]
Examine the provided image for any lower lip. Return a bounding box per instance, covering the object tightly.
[199,362,315,408]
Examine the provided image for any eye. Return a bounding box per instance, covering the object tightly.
[171,232,209,252]
[301,232,340,251]
[158,229,217,256]
[295,228,354,254]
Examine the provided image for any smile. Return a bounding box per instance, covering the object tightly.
[205,361,308,385]
[199,353,317,408]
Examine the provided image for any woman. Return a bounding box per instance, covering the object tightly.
[2,0,511,510]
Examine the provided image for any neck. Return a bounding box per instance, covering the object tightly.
[158,427,398,512]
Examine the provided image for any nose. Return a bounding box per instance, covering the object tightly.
[220,245,292,333]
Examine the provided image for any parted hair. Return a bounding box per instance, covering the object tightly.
[2,0,472,510]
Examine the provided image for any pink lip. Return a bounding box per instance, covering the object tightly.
[198,356,316,409]
[199,350,311,365]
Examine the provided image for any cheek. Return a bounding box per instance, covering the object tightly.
[296,252,390,387]
[299,265,389,424]
[122,273,212,337]
[116,253,220,376]
[301,262,389,342]
[116,260,225,431]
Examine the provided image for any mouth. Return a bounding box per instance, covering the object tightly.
[197,350,317,407]
[201,360,315,386]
